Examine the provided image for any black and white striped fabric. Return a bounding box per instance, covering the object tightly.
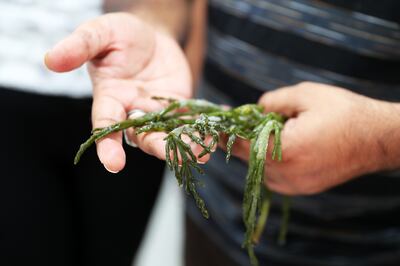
[188,1,400,265]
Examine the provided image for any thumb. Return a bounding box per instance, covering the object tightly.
[45,19,110,72]
[44,14,118,73]
[258,85,307,117]
[44,19,110,72]
[44,13,137,73]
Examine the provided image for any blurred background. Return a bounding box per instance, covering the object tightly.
[134,171,184,266]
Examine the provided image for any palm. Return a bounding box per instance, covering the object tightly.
[88,14,192,112]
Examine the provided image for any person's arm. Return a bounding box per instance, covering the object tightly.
[103,0,193,41]
[184,0,207,86]
[231,82,400,195]
[103,0,207,85]
[374,101,400,171]
[45,1,207,173]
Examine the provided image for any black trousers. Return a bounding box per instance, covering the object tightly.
[0,88,164,266]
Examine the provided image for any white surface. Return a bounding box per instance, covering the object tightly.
[0,0,101,97]
[134,170,184,266]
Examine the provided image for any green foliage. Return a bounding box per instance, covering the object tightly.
[74,98,289,266]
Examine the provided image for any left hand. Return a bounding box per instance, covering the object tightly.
[230,82,399,195]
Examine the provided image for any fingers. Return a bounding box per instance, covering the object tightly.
[96,137,126,174]
[126,129,212,164]
[219,134,300,195]
[219,137,250,162]
[121,90,188,161]
[258,84,308,117]
[90,81,145,173]
[219,134,283,164]
[264,164,297,195]
[92,93,128,173]
[265,179,295,195]
[91,79,190,173]
[130,131,168,161]
[90,80,164,173]
[224,136,300,195]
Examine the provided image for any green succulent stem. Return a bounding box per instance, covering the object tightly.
[74,98,288,266]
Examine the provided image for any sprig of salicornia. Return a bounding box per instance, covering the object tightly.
[74,97,289,266]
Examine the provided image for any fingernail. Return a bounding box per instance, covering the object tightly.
[103,164,119,174]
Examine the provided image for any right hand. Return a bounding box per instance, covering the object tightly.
[45,13,193,173]
[228,82,398,195]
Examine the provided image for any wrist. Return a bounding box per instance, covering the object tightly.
[368,100,400,172]
[129,2,190,44]
[104,1,190,43]
[131,10,177,40]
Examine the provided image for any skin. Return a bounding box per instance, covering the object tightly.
[45,11,400,195]
[233,82,400,195]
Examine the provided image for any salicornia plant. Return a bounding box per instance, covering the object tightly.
[74,97,290,266]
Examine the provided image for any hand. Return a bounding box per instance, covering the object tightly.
[45,13,192,173]
[231,82,398,195]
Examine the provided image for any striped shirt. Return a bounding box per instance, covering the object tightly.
[188,1,400,265]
